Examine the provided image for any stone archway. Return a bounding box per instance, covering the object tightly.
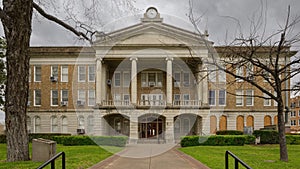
[103,114,130,136]
[174,114,202,140]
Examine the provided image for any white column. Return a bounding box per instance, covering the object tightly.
[202,65,208,105]
[166,57,173,106]
[96,57,103,105]
[197,64,203,104]
[130,57,138,105]
[129,115,138,144]
[165,115,174,143]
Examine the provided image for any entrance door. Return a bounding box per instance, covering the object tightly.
[139,115,164,139]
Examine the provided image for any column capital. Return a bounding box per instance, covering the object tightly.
[130,57,138,61]
[96,57,103,62]
[166,57,173,61]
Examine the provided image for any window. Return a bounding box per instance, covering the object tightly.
[141,73,147,87]
[174,72,181,87]
[61,116,68,133]
[114,72,121,87]
[34,89,41,106]
[209,90,216,105]
[246,63,253,80]
[157,73,163,87]
[291,120,296,126]
[123,72,130,87]
[78,66,86,82]
[123,94,130,105]
[61,90,68,102]
[51,66,58,80]
[87,116,94,133]
[263,92,271,106]
[78,90,86,105]
[34,116,41,133]
[174,94,181,105]
[274,91,278,106]
[88,65,95,82]
[218,65,226,82]
[61,66,68,82]
[183,73,190,86]
[246,90,253,106]
[51,90,58,106]
[34,66,41,82]
[291,111,296,117]
[148,73,155,86]
[219,90,226,106]
[208,66,217,82]
[236,66,243,82]
[183,94,190,105]
[88,90,95,106]
[51,116,58,132]
[236,90,243,106]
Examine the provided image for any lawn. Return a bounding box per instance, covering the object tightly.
[179,145,300,169]
[0,144,123,169]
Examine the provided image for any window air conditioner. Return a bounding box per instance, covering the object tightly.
[27,101,31,106]
[61,101,68,106]
[77,100,85,106]
[149,82,155,87]
[77,129,85,134]
[50,76,58,82]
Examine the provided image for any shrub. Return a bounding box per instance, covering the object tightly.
[180,135,246,147]
[216,130,243,135]
[286,135,300,145]
[0,134,5,143]
[53,136,128,147]
[244,135,256,144]
[253,130,279,144]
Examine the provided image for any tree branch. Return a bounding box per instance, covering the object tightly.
[0,7,10,24]
[32,2,93,44]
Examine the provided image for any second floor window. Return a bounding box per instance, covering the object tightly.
[246,90,253,106]
[61,66,68,82]
[219,90,226,106]
[88,90,95,106]
[34,89,41,106]
[88,65,95,82]
[209,90,216,106]
[114,72,121,87]
[78,90,86,105]
[61,90,68,102]
[236,90,243,106]
[183,73,190,86]
[51,90,58,106]
[34,66,41,82]
[263,92,271,106]
[141,72,163,87]
[78,66,86,82]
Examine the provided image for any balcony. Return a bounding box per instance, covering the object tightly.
[98,99,203,109]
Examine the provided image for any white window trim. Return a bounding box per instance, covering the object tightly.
[88,65,96,82]
[236,90,244,106]
[61,66,68,82]
[34,90,41,106]
[123,71,130,87]
[51,90,59,106]
[183,72,190,86]
[51,65,58,78]
[114,71,121,87]
[218,90,226,106]
[51,116,58,133]
[34,66,41,82]
[263,92,271,106]
[236,66,244,82]
[88,90,95,106]
[174,72,181,87]
[78,66,86,82]
[209,90,216,106]
[246,90,254,106]
[61,90,68,102]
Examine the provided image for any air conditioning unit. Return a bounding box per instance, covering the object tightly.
[149,82,155,87]
[61,101,68,106]
[77,129,85,135]
[77,100,85,106]
[27,101,31,106]
[50,76,58,82]
[107,79,112,85]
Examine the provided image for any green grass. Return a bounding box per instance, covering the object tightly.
[179,145,300,169]
[0,144,123,169]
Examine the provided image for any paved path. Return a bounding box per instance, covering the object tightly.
[89,144,210,169]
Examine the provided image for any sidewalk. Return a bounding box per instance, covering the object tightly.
[89,144,210,169]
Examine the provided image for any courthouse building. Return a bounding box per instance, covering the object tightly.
[27,7,292,143]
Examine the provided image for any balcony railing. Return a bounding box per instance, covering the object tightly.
[100,100,202,107]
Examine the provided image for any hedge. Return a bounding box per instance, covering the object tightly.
[253,130,279,144]
[53,136,128,147]
[180,135,247,147]
[0,133,71,143]
[216,130,243,135]
[286,135,300,145]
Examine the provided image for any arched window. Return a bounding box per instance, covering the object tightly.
[236,115,244,131]
[61,116,68,133]
[27,116,31,133]
[78,116,84,129]
[87,115,94,133]
[34,116,41,133]
[51,116,58,133]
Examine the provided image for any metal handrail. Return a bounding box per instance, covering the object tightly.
[37,152,65,169]
[225,151,251,169]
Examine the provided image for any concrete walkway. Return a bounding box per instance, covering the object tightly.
[89,144,210,169]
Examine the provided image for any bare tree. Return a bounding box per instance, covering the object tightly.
[189,2,300,162]
[0,0,135,162]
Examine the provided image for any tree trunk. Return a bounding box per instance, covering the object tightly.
[277,101,288,162]
[2,0,33,161]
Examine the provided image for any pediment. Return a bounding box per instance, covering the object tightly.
[93,22,212,47]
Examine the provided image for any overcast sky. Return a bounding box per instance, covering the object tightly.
[25,0,300,47]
